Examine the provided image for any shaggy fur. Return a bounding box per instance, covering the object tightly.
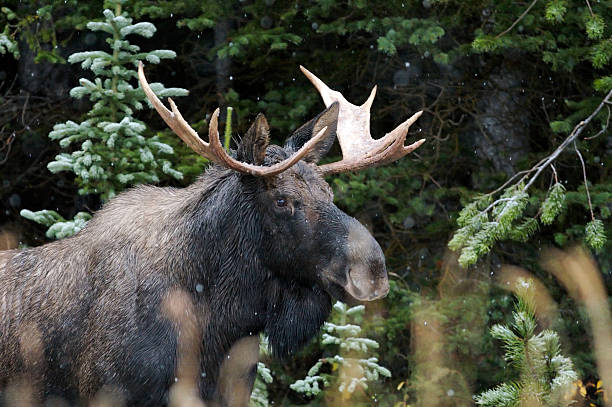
[0,104,387,406]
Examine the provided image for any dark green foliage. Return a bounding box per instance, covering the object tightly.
[1,0,610,405]
[20,209,92,239]
[290,302,391,400]
[475,279,577,406]
[19,1,188,237]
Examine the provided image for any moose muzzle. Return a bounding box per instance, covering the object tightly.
[342,219,389,301]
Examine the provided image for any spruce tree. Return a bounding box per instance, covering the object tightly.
[475,279,577,406]
[249,362,273,407]
[290,301,391,400]
[21,1,187,238]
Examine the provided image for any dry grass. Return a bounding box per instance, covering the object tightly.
[1,246,609,406]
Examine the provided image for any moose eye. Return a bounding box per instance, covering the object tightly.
[275,198,287,207]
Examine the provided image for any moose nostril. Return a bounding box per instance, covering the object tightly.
[377,279,390,297]
[366,277,389,300]
[343,219,389,301]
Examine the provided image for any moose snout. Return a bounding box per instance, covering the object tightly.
[347,264,389,301]
[343,220,389,301]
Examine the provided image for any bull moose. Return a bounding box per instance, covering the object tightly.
[0,63,424,406]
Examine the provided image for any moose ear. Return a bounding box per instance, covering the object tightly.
[237,114,270,165]
[284,102,339,163]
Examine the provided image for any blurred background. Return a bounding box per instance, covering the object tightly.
[0,0,610,405]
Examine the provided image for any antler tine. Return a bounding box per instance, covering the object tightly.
[300,65,347,107]
[166,97,218,160]
[379,111,425,164]
[138,62,217,162]
[361,86,377,110]
[206,108,331,176]
[318,111,425,174]
[300,66,425,175]
[139,61,329,177]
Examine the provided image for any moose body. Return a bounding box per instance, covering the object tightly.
[0,64,423,406]
[0,164,360,404]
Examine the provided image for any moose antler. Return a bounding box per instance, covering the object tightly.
[300,66,425,174]
[138,62,327,177]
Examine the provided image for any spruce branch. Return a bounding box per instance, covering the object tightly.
[541,183,566,225]
[450,88,612,266]
[249,336,273,407]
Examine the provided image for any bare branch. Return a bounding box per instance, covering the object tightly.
[574,141,594,221]
[495,0,540,39]
[585,0,594,17]
[522,88,612,192]
[584,104,610,140]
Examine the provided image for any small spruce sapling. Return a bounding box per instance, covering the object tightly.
[250,362,273,407]
[250,336,273,407]
[21,2,188,238]
[475,278,577,406]
[290,301,391,400]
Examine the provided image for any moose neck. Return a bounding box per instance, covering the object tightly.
[178,168,332,379]
[180,170,266,296]
[171,170,266,399]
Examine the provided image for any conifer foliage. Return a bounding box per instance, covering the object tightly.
[475,279,577,406]
[249,336,274,407]
[449,89,612,267]
[250,362,273,407]
[21,1,187,238]
[290,302,391,400]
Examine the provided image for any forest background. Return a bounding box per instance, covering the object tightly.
[0,0,610,405]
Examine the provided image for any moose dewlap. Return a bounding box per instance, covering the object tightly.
[0,63,424,406]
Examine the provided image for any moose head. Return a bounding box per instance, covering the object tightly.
[0,63,425,407]
[138,62,424,304]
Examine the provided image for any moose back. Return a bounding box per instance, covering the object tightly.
[0,64,424,406]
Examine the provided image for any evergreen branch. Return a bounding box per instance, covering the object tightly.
[476,279,577,406]
[540,183,565,225]
[482,197,514,215]
[451,88,611,265]
[475,382,520,406]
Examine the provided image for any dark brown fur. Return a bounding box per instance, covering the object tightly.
[0,103,389,406]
